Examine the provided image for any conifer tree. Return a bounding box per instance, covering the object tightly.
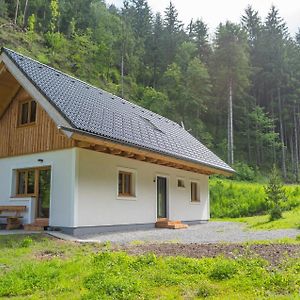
[265,165,287,220]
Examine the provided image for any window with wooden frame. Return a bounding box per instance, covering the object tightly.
[18,99,37,126]
[16,169,36,196]
[118,171,134,197]
[191,181,200,202]
[177,179,185,188]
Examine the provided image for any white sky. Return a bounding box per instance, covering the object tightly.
[107,0,299,36]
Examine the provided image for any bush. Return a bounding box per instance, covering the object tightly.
[209,260,237,280]
[44,32,67,51]
[196,282,217,298]
[232,162,256,181]
[21,237,33,248]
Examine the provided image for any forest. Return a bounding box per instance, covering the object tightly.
[1,0,300,182]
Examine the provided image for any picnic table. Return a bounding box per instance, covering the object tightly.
[0,206,26,230]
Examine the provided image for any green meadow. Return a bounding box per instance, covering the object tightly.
[0,235,299,300]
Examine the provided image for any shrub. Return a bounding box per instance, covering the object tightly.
[44,32,67,51]
[196,282,216,298]
[21,237,33,248]
[233,162,256,181]
[209,259,237,280]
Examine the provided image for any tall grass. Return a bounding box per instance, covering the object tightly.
[210,179,300,218]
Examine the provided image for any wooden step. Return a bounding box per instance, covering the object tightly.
[24,224,44,231]
[167,223,189,229]
[155,219,188,229]
[34,218,49,227]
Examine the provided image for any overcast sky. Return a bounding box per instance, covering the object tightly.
[107,0,299,36]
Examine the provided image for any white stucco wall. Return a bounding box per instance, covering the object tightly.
[0,149,76,227]
[0,147,210,229]
[75,148,209,227]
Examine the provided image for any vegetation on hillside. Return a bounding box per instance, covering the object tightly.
[223,206,300,230]
[210,179,300,218]
[1,0,300,181]
[0,235,299,299]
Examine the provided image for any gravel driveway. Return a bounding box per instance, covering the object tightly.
[71,221,300,244]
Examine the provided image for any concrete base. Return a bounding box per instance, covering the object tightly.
[51,220,209,236]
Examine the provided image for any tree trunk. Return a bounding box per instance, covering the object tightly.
[228,79,234,165]
[294,105,299,181]
[290,135,294,178]
[278,87,287,179]
[14,0,20,25]
[23,0,29,27]
[270,92,276,165]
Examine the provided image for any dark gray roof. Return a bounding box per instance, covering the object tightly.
[2,47,234,173]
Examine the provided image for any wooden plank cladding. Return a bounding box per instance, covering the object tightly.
[0,88,74,158]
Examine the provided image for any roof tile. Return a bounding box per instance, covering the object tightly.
[2,48,234,173]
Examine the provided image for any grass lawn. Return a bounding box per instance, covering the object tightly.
[0,234,300,299]
[216,206,300,230]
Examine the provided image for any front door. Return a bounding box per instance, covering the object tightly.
[157,176,167,219]
[37,168,51,219]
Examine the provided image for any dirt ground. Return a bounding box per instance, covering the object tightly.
[118,243,300,266]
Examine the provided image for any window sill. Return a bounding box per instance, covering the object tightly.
[190,201,201,205]
[116,195,137,201]
[17,122,36,129]
[11,195,36,199]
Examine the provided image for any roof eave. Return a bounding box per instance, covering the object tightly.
[58,125,235,176]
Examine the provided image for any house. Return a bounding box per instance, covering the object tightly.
[0,47,234,235]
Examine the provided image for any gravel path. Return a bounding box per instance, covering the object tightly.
[75,222,300,244]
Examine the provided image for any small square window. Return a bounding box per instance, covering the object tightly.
[118,171,135,197]
[191,182,200,202]
[18,100,37,126]
[177,179,185,188]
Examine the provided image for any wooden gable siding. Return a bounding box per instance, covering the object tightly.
[0,88,75,158]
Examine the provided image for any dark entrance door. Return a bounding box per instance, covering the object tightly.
[157,176,167,219]
[37,168,51,219]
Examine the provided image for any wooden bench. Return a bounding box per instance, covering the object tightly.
[0,206,27,230]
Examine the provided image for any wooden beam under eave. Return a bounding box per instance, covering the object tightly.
[109,148,122,155]
[71,133,233,176]
[146,157,158,163]
[122,152,135,158]
[76,141,91,148]
[134,154,146,161]
[94,145,108,152]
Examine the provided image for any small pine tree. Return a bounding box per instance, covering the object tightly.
[264,165,286,221]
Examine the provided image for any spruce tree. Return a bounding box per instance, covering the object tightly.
[264,165,287,220]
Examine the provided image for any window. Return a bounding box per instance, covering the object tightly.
[16,169,36,196]
[18,100,37,126]
[118,171,134,197]
[191,182,200,202]
[177,179,185,188]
